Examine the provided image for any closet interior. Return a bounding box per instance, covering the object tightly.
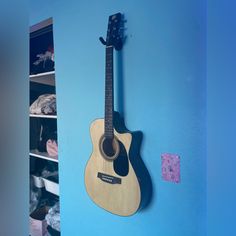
[29,18,60,236]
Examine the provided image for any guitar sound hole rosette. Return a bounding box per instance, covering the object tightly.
[99,135,120,161]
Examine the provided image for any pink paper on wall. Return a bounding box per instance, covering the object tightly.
[161,153,180,183]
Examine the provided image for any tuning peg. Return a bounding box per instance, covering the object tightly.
[99,37,106,45]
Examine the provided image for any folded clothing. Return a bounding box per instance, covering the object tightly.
[37,120,57,153]
[45,202,60,232]
[46,175,59,183]
[30,94,56,115]
[47,225,60,236]
[41,169,58,179]
[46,139,58,157]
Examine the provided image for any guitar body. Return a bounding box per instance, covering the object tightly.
[85,118,141,216]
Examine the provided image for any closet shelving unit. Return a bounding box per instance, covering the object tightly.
[30,149,58,163]
[30,18,60,236]
[30,114,57,118]
[30,71,55,86]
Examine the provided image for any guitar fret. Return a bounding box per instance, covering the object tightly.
[104,46,114,138]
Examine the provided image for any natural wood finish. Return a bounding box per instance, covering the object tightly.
[85,119,141,216]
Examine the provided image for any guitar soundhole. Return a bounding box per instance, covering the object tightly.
[100,136,129,176]
[100,136,120,161]
[113,141,129,177]
[102,138,116,157]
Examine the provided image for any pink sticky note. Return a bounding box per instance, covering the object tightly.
[161,153,180,183]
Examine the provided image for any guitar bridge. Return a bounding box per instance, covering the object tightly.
[97,172,121,184]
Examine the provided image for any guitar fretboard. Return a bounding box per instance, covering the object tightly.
[104,46,114,138]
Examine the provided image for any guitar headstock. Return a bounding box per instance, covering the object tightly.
[100,13,123,50]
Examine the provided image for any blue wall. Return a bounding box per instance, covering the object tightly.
[30,1,206,235]
[207,0,236,235]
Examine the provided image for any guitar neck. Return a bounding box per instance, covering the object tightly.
[104,46,114,138]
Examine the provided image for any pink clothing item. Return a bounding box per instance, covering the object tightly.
[46,139,58,157]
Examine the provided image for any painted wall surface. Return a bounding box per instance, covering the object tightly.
[30,1,206,235]
[207,0,236,235]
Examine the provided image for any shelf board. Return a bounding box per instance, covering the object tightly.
[30,114,57,119]
[30,17,53,33]
[29,71,55,86]
[30,149,58,163]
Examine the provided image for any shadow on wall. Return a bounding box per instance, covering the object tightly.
[115,49,153,212]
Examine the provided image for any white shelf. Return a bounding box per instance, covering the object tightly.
[30,114,57,119]
[29,71,55,86]
[30,17,53,33]
[30,149,58,163]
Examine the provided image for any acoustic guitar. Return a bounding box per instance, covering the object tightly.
[85,13,141,216]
